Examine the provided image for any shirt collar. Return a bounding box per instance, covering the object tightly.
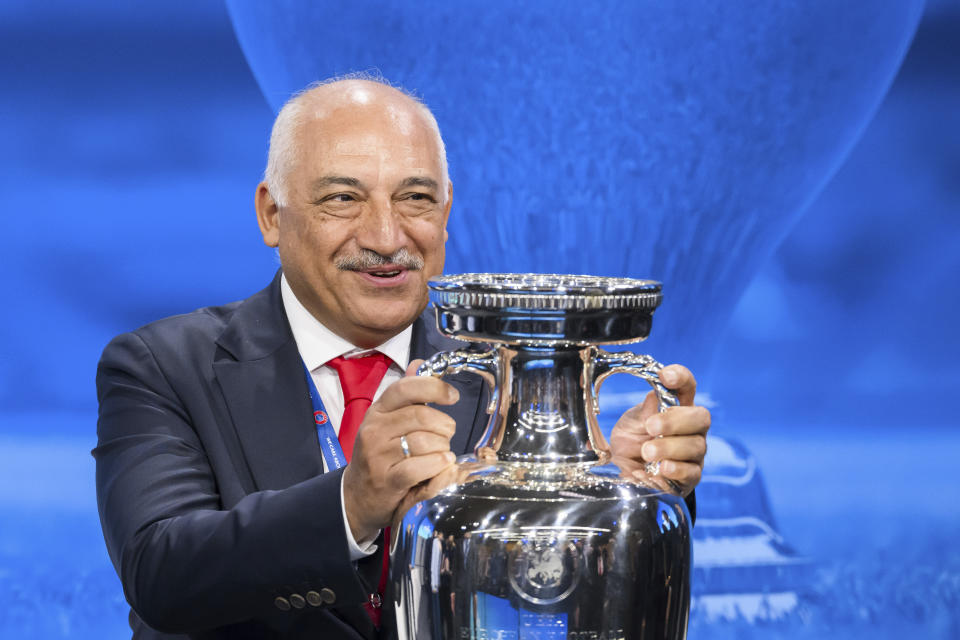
[280,274,412,373]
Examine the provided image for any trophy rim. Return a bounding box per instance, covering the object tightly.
[428,272,663,313]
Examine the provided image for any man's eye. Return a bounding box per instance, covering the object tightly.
[405,192,436,202]
[314,193,359,207]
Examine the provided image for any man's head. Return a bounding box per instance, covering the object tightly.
[256,76,452,348]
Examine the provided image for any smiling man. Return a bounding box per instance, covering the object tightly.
[257,84,452,350]
[94,77,710,639]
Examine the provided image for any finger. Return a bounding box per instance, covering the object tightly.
[392,462,460,528]
[399,430,454,457]
[374,375,460,412]
[608,391,682,457]
[640,435,707,466]
[411,462,460,501]
[658,460,702,497]
[609,454,644,476]
[612,392,658,431]
[608,423,652,461]
[644,405,711,438]
[658,364,696,406]
[390,450,457,487]
[393,405,458,438]
[358,406,457,453]
[405,359,425,377]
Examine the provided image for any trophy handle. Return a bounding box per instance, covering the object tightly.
[590,348,679,476]
[416,349,499,414]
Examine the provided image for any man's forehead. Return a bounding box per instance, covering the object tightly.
[328,140,439,174]
[333,140,420,158]
[289,88,447,186]
[305,95,432,143]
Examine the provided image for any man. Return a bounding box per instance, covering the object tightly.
[95,77,710,639]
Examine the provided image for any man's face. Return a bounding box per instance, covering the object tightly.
[258,90,452,347]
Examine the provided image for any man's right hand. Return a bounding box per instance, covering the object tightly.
[341,364,460,543]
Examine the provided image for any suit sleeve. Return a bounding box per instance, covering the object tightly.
[94,331,370,634]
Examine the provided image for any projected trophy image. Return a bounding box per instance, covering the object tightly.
[391,273,691,639]
[224,1,926,624]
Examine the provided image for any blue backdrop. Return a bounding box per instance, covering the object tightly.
[0,1,957,638]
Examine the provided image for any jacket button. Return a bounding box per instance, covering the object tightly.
[319,587,336,604]
[274,596,291,611]
[289,593,306,609]
[306,591,322,607]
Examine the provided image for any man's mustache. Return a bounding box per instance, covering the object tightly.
[336,248,424,271]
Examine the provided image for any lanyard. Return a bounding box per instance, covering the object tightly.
[301,362,347,471]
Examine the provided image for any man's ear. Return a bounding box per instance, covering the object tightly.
[442,181,453,242]
[255,182,280,248]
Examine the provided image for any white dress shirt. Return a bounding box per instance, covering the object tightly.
[280,274,412,560]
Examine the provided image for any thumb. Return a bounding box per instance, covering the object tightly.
[405,358,425,377]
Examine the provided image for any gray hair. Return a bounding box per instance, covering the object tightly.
[264,71,449,208]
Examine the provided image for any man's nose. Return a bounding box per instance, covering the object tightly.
[357,196,407,255]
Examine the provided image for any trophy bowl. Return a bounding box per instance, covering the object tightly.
[391,273,691,640]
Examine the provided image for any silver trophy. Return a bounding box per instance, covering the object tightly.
[392,273,691,640]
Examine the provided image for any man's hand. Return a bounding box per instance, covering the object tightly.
[608,364,710,497]
[341,361,459,542]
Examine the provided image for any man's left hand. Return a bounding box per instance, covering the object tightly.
[608,364,710,497]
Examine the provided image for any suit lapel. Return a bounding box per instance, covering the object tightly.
[213,272,323,491]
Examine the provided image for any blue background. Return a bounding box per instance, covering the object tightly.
[0,1,957,638]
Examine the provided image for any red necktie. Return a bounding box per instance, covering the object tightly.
[326,352,391,626]
[327,352,391,460]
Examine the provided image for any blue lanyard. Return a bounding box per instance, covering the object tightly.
[301,362,347,470]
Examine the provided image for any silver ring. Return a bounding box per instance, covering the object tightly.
[399,434,411,458]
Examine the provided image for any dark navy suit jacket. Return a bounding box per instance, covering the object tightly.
[95,272,490,639]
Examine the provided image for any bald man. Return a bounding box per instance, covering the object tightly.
[95,77,710,639]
